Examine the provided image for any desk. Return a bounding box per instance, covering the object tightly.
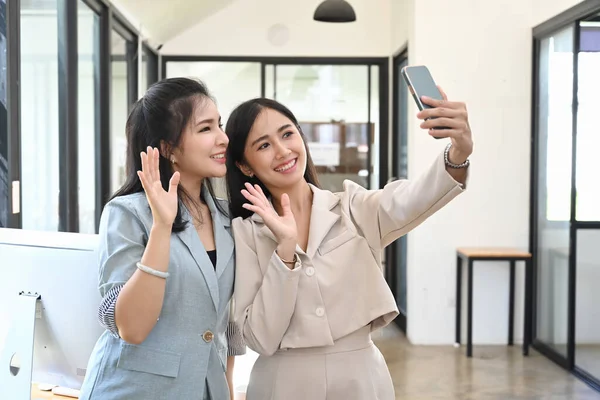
[31,384,78,399]
[455,247,533,357]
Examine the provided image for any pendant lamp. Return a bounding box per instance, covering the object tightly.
[313,0,356,23]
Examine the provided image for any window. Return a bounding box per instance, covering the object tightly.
[110,30,129,193]
[0,0,7,227]
[575,24,600,221]
[77,0,99,233]
[140,44,158,95]
[20,0,60,231]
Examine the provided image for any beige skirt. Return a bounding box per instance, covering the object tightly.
[246,325,395,400]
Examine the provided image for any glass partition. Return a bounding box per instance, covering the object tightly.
[532,10,600,390]
[575,23,600,221]
[0,0,7,227]
[109,30,129,193]
[575,229,600,379]
[20,0,60,231]
[77,0,99,233]
[534,26,574,357]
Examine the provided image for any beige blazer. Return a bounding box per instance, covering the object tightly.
[232,151,467,356]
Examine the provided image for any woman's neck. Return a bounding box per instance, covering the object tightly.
[271,180,313,217]
[178,175,205,206]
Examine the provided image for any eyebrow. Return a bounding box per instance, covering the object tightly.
[250,124,293,147]
[195,116,222,126]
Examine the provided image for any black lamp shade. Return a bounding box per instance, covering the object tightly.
[313,0,356,23]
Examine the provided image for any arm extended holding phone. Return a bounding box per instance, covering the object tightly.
[401,65,473,184]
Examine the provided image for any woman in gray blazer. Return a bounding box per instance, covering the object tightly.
[224,95,472,399]
[79,78,245,400]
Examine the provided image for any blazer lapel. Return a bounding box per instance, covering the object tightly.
[251,213,275,239]
[176,202,219,312]
[250,184,341,258]
[205,190,234,280]
[305,184,340,258]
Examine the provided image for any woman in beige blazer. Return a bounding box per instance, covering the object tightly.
[224,90,472,399]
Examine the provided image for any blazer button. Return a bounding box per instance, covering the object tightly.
[305,267,315,277]
[315,307,325,317]
[202,330,214,343]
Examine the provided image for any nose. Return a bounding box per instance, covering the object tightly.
[216,128,229,147]
[274,140,291,159]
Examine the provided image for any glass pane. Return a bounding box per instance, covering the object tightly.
[397,59,409,181]
[395,56,409,316]
[369,65,379,190]
[21,0,60,231]
[576,23,600,221]
[265,64,275,98]
[166,61,262,126]
[110,31,128,193]
[77,1,98,233]
[275,65,371,192]
[140,51,148,96]
[575,229,600,379]
[535,26,574,357]
[0,0,7,227]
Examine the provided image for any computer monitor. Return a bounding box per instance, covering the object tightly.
[0,227,104,391]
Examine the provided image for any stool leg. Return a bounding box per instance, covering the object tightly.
[467,258,474,357]
[455,255,462,346]
[508,260,516,346]
[523,258,532,356]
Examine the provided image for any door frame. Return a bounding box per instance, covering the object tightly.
[530,0,600,392]
[161,55,390,190]
[387,48,409,333]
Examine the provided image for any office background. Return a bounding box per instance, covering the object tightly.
[1,0,599,392]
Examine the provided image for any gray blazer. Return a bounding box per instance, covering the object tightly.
[79,186,237,400]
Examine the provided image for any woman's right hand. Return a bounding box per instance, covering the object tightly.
[241,183,297,246]
[137,146,180,228]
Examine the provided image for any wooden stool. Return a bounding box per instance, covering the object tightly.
[454,247,533,357]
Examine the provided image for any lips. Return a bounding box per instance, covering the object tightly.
[210,152,226,163]
[274,158,297,172]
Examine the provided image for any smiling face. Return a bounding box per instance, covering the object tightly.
[239,108,307,191]
[170,97,229,180]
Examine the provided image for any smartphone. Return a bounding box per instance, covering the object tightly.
[401,65,447,138]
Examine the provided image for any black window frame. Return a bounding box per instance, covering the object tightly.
[5,0,152,232]
[530,0,600,392]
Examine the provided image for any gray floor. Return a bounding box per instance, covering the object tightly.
[549,344,600,382]
[372,325,600,400]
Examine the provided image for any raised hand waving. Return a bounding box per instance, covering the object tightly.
[137,146,181,228]
[241,183,297,244]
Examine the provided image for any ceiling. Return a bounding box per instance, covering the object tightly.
[21,0,237,46]
[113,0,237,46]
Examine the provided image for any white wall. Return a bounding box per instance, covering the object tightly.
[405,0,584,345]
[161,0,391,57]
[129,0,599,347]
[391,0,409,53]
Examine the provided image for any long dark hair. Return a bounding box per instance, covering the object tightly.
[112,77,226,232]
[225,98,320,220]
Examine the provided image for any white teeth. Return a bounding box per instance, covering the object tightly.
[211,154,224,159]
[275,159,296,172]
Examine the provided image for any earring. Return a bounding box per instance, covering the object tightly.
[171,158,175,164]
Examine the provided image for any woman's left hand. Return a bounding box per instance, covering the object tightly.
[418,86,473,164]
